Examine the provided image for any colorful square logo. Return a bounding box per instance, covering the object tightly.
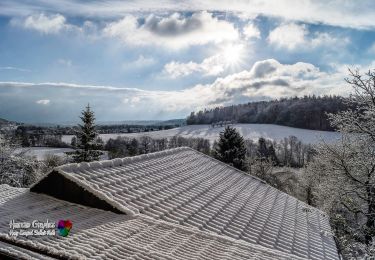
[57,220,72,237]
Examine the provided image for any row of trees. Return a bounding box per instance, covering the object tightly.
[105,135,211,158]
[14,122,181,138]
[103,131,313,170]
[15,130,67,148]
[213,129,314,171]
[187,95,351,131]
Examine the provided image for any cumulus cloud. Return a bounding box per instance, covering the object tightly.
[36,99,50,105]
[11,13,68,34]
[3,1,375,29]
[0,59,354,122]
[268,23,349,50]
[103,11,239,49]
[163,44,245,78]
[268,23,307,50]
[163,55,226,78]
[9,13,96,36]
[243,22,261,40]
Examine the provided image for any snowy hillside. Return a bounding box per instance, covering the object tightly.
[62,124,342,144]
[14,147,108,161]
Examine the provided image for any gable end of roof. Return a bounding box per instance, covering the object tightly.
[30,170,130,215]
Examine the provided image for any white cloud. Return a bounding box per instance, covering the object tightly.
[10,13,94,36]
[123,55,156,69]
[11,13,67,34]
[243,22,261,40]
[1,59,354,117]
[268,23,307,50]
[310,32,350,48]
[3,1,375,29]
[36,99,50,105]
[164,44,246,78]
[103,11,239,49]
[164,55,225,78]
[268,23,349,50]
[123,96,141,107]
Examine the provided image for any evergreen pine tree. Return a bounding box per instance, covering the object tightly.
[72,104,102,162]
[213,126,247,170]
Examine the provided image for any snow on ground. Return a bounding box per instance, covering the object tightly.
[14,147,108,161]
[62,124,342,144]
[14,147,74,160]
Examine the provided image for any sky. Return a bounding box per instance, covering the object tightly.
[1,1,375,123]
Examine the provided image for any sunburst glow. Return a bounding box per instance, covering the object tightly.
[221,44,245,70]
[223,44,243,65]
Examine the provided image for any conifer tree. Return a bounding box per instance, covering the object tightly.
[213,126,246,170]
[72,104,102,162]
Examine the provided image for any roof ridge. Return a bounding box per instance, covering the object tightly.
[56,147,191,173]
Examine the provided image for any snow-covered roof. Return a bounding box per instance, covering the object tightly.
[1,184,307,260]
[28,147,338,260]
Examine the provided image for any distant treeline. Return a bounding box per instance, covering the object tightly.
[105,136,211,159]
[186,96,352,131]
[104,135,312,168]
[14,123,181,147]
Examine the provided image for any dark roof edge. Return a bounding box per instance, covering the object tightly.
[0,236,65,260]
[30,169,137,216]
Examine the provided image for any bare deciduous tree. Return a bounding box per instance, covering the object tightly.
[307,69,375,258]
[0,134,39,187]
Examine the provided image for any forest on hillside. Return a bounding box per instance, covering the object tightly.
[186,96,352,131]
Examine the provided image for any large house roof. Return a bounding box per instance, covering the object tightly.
[0,184,306,260]
[27,147,338,260]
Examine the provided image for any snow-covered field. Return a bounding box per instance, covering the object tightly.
[14,147,74,160]
[14,147,109,161]
[62,124,342,144]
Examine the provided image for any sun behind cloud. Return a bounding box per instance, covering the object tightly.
[222,44,244,67]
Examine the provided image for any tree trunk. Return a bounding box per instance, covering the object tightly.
[306,184,315,207]
[365,184,375,244]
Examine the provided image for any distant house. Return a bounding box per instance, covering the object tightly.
[0,147,339,259]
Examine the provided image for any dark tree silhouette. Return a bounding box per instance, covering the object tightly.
[257,137,269,158]
[213,126,247,170]
[186,95,352,131]
[72,104,102,162]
